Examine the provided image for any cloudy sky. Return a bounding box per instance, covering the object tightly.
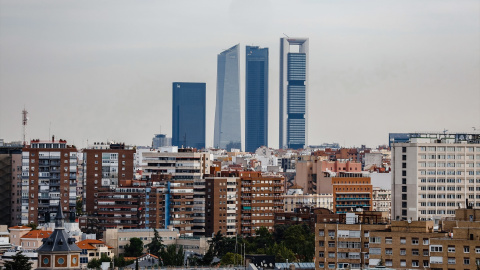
[1,0,479,149]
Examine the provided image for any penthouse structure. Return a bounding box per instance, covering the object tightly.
[279,37,309,149]
[391,132,480,221]
[21,139,77,225]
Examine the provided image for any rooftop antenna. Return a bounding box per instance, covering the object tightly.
[283,33,290,38]
[22,108,28,146]
[443,129,448,137]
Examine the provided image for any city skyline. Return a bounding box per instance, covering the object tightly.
[0,0,479,149]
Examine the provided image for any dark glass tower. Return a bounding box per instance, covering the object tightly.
[279,37,309,149]
[214,44,241,151]
[172,82,206,149]
[245,46,268,153]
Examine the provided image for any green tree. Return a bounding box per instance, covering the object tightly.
[267,242,296,263]
[283,224,314,261]
[377,256,385,266]
[76,197,83,216]
[4,252,33,270]
[201,245,214,266]
[114,255,134,267]
[219,252,243,266]
[147,229,164,256]
[87,254,111,269]
[25,223,37,230]
[160,244,184,266]
[124,237,144,257]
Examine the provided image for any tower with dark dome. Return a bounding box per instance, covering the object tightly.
[37,204,81,269]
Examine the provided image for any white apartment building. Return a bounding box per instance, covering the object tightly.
[372,187,391,218]
[392,133,480,221]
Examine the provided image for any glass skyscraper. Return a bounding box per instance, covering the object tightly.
[245,45,268,153]
[172,82,206,149]
[279,37,308,149]
[214,44,241,151]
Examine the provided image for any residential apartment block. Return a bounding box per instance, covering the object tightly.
[332,173,372,214]
[83,143,135,216]
[392,132,480,221]
[21,139,77,224]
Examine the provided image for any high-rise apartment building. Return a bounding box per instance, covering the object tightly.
[21,139,77,225]
[332,173,373,214]
[391,132,480,221]
[279,37,308,149]
[245,46,268,153]
[83,143,135,216]
[0,143,23,226]
[172,82,206,149]
[214,44,241,151]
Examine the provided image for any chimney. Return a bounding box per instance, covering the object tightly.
[52,135,55,142]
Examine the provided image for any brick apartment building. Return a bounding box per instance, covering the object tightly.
[205,171,284,237]
[21,139,77,224]
[332,173,373,214]
[83,143,135,216]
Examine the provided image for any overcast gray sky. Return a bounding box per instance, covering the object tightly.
[1,0,479,149]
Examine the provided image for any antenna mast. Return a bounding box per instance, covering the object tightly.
[22,108,28,146]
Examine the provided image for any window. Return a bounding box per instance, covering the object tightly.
[423,238,429,245]
[328,231,335,237]
[412,249,419,256]
[412,238,419,245]
[464,246,470,253]
[318,252,324,258]
[447,258,455,264]
[385,249,393,255]
[319,241,324,247]
[385,260,392,267]
[464,258,470,265]
[318,263,324,268]
[412,260,419,267]
[328,242,335,248]
[423,249,429,256]
[400,238,406,244]
[319,231,324,236]
[400,249,406,255]
[385,237,392,244]
[430,245,443,252]
[328,263,335,269]
[370,237,381,243]
[447,246,455,253]
[328,252,335,258]
[400,260,406,267]
[475,247,480,253]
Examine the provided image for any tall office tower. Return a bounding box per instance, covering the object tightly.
[21,139,77,225]
[279,37,309,149]
[83,142,135,216]
[172,82,206,149]
[214,44,241,151]
[391,132,480,221]
[152,134,171,149]
[245,46,269,153]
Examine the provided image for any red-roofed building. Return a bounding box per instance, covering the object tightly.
[20,230,52,250]
[76,239,114,267]
[8,226,31,247]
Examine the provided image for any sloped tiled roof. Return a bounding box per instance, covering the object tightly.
[37,204,81,253]
[76,239,113,250]
[22,230,52,239]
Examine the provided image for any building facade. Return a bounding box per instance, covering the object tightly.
[172,82,206,149]
[214,44,241,151]
[21,139,77,225]
[83,143,135,217]
[332,174,373,214]
[0,144,22,226]
[152,134,172,149]
[245,45,268,153]
[391,132,480,221]
[279,37,308,149]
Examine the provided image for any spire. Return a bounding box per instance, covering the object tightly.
[55,203,65,228]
